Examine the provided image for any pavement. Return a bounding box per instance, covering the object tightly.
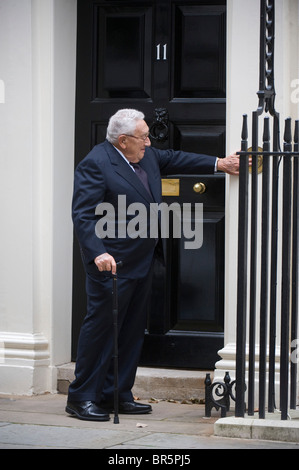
[0,393,299,451]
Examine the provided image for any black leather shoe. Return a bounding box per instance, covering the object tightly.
[65,400,110,421]
[101,400,152,414]
[120,401,152,414]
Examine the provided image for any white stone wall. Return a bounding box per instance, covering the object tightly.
[0,0,76,394]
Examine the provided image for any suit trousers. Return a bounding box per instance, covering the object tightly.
[68,266,153,403]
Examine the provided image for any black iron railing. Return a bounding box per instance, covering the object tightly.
[235,0,299,421]
[235,116,299,421]
[205,0,298,420]
[205,117,298,420]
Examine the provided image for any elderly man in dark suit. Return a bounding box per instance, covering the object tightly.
[66,109,239,421]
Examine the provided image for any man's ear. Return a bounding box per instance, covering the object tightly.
[117,135,127,150]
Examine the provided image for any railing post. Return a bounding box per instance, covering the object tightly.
[235,115,249,418]
[268,113,280,413]
[290,120,299,410]
[280,118,293,420]
[247,111,260,416]
[259,117,271,419]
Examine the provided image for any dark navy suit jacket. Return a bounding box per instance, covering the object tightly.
[72,140,216,279]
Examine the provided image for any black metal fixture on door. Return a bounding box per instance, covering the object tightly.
[149,108,169,143]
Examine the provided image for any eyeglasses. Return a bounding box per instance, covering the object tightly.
[125,133,150,142]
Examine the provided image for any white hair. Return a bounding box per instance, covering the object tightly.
[106,109,145,144]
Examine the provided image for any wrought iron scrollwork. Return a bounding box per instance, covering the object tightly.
[205,372,245,418]
[149,108,169,142]
[257,0,276,115]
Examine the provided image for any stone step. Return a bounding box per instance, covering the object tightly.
[57,362,212,402]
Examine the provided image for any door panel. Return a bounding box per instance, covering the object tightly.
[173,5,226,98]
[142,174,225,368]
[94,5,152,99]
[72,0,226,369]
[178,213,224,330]
[173,124,225,156]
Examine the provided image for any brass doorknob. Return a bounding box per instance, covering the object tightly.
[193,182,206,194]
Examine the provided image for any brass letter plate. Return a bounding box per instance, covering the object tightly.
[161,179,180,196]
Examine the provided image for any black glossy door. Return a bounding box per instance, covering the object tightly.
[72,0,226,368]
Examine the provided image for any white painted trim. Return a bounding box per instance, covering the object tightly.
[0,332,50,365]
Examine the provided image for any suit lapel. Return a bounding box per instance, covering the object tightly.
[104,141,158,203]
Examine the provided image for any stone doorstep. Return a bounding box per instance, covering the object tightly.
[56,362,211,402]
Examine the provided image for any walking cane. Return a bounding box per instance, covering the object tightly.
[112,261,123,424]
